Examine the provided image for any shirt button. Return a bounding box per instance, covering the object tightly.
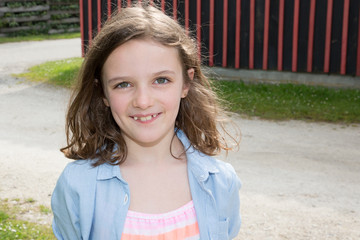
[124,194,128,205]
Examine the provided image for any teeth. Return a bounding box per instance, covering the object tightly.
[134,114,158,122]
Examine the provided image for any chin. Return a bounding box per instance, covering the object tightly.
[125,132,161,145]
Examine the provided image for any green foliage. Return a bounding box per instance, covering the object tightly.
[50,22,79,31]
[8,21,19,27]
[7,29,48,37]
[6,2,22,8]
[50,4,78,11]
[1,1,78,36]
[51,13,72,20]
[6,1,47,8]
[51,0,78,2]
[4,11,48,18]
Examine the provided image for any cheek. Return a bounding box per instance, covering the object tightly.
[162,91,182,111]
[108,94,128,116]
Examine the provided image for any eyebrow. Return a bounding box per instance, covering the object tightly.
[107,70,176,83]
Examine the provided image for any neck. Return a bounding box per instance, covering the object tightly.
[123,132,185,166]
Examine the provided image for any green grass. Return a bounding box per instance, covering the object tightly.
[15,57,360,123]
[0,32,80,44]
[213,80,360,123]
[0,200,55,240]
[39,205,51,215]
[16,57,83,88]
[25,198,36,204]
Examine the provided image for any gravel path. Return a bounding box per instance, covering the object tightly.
[0,39,359,239]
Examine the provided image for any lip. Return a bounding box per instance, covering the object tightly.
[130,113,161,123]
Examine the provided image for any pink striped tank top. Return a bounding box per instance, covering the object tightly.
[121,200,200,240]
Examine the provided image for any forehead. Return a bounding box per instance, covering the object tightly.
[102,39,183,80]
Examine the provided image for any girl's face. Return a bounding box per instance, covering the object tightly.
[102,39,194,147]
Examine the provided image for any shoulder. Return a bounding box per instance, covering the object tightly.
[52,160,100,239]
[52,160,100,212]
[178,129,240,187]
[61,160,97,179]
[188,149,241,189]
[208,156,241,192]
[56,160,99,192]
[62,159,97,173]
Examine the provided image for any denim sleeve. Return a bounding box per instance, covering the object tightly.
[51,165,82,240]
[226,163,242,239]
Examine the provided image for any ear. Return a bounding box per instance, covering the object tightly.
[187,68,194,80]
[181,68,194,98]
[103,97,110,107]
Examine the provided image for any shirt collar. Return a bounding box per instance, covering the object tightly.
[176,129,219,182]
[97,160,126,182]
[96,129,219,182]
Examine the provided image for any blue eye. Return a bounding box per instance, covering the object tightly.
[154,78,169,84]
[116,82,131,88]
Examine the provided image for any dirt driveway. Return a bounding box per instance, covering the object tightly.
[0,39,359,239]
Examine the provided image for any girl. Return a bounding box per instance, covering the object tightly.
[52,3,241,240]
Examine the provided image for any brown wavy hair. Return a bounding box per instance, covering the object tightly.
[61,2,239,166]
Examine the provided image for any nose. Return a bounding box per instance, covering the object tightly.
[133,86,153,109]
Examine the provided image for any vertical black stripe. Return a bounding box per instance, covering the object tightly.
[226,0,237,68]
[329,0,344,74]
[254,0,265,69]
[240,0,250,68]
[213,0,224,66]
[313,0,327,73]
[297,0,311,72]
[346,0,360,75]
[268,0,279,70]
[201,0,210,66]
[282,0,294,71]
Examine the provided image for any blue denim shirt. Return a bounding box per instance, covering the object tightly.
[51,130,241,239]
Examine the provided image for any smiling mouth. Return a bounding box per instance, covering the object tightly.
[132,113,160,122]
